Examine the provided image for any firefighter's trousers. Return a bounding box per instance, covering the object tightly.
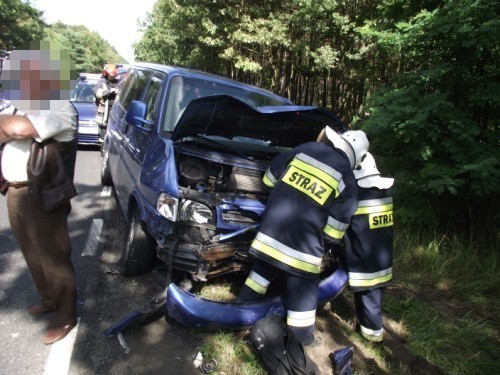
[237,260,319,345]
[354,287,385,342]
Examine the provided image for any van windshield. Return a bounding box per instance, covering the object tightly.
[162,76,291,132]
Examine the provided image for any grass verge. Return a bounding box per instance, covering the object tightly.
[382,226,500,374]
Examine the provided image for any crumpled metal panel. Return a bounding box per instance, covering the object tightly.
[166,264,348,331]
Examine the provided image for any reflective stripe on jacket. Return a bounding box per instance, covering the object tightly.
[250,141,357,279]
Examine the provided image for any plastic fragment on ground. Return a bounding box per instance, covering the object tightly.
[330,346,354,375]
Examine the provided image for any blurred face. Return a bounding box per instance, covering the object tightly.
[17,59,61,101]
[1,41,76,113]
[107,72,117,81]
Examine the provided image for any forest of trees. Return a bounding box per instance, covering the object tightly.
[1,0,498,235]
[45,22,125,73]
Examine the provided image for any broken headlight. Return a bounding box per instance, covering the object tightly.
[180,200,213,224]
[157,192,179,221]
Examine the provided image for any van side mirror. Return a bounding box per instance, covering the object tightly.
[126,100,153,130]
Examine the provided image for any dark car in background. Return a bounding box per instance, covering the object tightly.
[71,73,100,145]
[101,63,347,288]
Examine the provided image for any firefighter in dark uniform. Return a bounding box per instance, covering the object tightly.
[93,64,120,143]
[237,128,369,346]
[343,152,394,342]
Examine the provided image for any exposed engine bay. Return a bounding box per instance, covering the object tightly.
[157,139,273,283]
[154,95,346,286]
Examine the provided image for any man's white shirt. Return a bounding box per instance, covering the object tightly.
[1,101,77,182]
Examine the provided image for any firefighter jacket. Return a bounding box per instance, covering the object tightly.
[344,184,394,291]
[93,77,119,125]
[249,141,358,280]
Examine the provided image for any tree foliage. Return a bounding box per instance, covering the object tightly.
[134,0,378,119]
[0,0,45,51]
[45,22,126,73]
[362,0,499,229]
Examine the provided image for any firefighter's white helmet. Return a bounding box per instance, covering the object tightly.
[353,152,379,179]
[341,130,369,169]
[324,126,355,168]
[355,152,395,189]
[324,127,369,169]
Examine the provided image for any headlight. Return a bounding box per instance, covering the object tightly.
[157,193,179,221]
[180,200,212,224]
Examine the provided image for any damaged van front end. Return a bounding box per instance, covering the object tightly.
[150,95,346,287]
[103,64,347,290]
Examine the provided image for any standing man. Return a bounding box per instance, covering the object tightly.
[237,127,369,346]
[0,41,79,344]
[343,152,394,343]
[93,63,119,143]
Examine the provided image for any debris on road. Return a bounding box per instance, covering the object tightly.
[330,346,354,375]
[117,332,130,354]
[200,358,217,373]
[193,352,203,368]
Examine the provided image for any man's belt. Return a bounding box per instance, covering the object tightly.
[9,181,28,188]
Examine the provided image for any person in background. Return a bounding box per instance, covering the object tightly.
[93,63,119,143]
[0,40,79,345]
[343,152,394,342]
[237,127,369,346]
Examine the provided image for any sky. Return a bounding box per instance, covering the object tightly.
[32,0,158,63]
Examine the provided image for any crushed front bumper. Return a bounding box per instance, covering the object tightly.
[166,263,348,331]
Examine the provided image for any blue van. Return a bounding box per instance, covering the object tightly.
[101,63,346,287]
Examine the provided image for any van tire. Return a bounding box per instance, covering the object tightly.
[101,148,113,186]
[118,208,156,276]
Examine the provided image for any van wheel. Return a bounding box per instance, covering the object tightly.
[101,148,113,186]
[118,209,156,276]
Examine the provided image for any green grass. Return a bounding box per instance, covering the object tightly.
[383,226,500,374]
[199,331,267,375]
[393,228,500,314]
[196,278,239,301]
[383,293,499,374]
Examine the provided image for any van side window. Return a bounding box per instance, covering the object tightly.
[143,75,165,124]
[119,69,151,109]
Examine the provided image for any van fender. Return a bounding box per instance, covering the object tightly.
[165,264,348,331]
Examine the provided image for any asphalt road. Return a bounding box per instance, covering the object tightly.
[0,147,203,375]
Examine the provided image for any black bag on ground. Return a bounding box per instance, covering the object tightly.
[250,314,320,375]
